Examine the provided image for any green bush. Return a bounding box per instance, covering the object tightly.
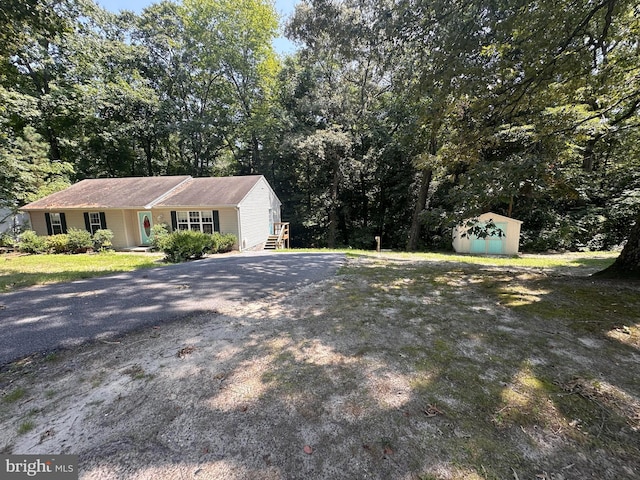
[67,228,93,253]
[92,229,114,251]
[161,230,211,262]
[212,233,236,253]
[0,232,14,248]
[45,234,70,254]
[18,231,46,254]
[150,223,170,251]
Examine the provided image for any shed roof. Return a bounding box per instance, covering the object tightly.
[477,212,523,224]
[154,176,265,207]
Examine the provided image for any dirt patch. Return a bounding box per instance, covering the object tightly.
[0,253,638,479]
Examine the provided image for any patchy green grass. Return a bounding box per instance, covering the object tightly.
[2,388,26,404]
[312,252,639,479]
[0,252,166,292]
[347,249,619,269]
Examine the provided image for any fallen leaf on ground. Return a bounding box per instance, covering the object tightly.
[423,404,445,417]
[177,346,196,358]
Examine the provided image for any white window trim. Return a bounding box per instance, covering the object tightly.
[88,212,102,234]
[176,210,215,233]
[50,213,64,235]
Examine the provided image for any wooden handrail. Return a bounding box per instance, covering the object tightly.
[273,222,290,249]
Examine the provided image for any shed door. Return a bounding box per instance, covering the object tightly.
[470,237,486,254]
[470,222,507,254]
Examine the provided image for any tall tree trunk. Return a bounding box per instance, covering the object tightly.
[406,167,433,251]
[327,156,340,248]
[595,211,640,278]
[143,138,154,176]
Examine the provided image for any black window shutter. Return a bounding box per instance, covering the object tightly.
[170,211,177,231]
[45,213,53,235]
[213,210,220,232]
[83,212,91,232]
[60,213,68,234]
[99,212,107,229]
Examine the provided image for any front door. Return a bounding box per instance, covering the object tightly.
[138,211,153,245]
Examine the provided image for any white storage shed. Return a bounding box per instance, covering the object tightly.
[452,212,523,255]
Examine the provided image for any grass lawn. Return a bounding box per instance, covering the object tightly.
[0,252,166,292]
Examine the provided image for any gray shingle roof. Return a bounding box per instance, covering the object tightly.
[154,176,264,207]
[21,175,266,210]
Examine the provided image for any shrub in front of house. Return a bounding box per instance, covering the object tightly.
[92,229,114,251]
[161,230,211,262]
[18,231,47,254]
[150,223,170,251]
[45,234,70,254]
[209,232,236,253]
[67,228,93,253]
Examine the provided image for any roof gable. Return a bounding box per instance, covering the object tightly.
[478,212,523,224]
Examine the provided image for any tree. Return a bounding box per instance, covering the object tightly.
[0,126,72,210]
[283,0,421,248]
[180,0,280,174]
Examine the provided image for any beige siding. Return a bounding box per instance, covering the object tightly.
[25,209,140,249]
[151,207,240,248]
[28,212,48,236]
[104,210,136,249]
[238,177,281,250]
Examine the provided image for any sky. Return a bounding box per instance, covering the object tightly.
[94,0,299,54]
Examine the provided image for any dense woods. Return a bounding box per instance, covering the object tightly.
[1,0,639,273]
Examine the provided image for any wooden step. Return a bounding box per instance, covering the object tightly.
[264,235,279,250]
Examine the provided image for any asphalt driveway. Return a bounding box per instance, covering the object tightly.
[0,252,345,365]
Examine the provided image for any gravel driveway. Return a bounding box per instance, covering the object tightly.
[0,252,345,365]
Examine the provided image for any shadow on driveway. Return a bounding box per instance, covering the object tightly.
[0,252,345,365]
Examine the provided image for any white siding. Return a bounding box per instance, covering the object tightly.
[238,177,281,250]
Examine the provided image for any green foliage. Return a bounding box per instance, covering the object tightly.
[149,223,169,250]
[160,230,211,263]
[209,232,237,253]
[92,229,113,251]
[0,232,14,247]
[45,234,70,254]
[1,0,638,270]
[66,228,93,254]
[159,230,237,261]
[18,230,46,254]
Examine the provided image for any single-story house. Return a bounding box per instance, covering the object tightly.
[452,212,523,255]
[20,175,283,251]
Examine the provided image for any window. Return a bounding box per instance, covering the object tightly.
[83,212,107,234]
[175,210,216,233]
[88,213,102,234]
[50,213,64,235]
[45,212,67,235]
